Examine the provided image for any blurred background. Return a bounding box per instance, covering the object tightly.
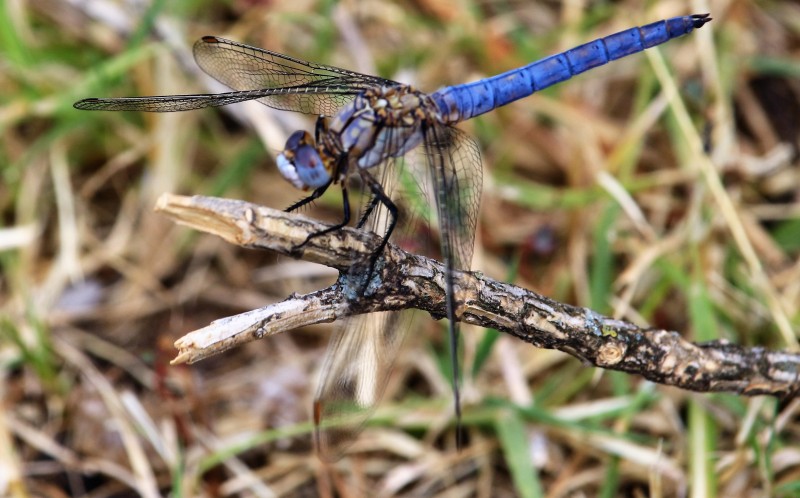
[2,0,800,496]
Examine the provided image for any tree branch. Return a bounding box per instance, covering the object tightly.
[157,194,800,399]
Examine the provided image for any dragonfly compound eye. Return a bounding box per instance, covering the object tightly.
[294,145,330,189]
[277,131,330,190]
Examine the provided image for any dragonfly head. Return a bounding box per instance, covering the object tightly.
[276,131,330,190]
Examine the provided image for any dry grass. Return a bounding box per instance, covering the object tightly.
[2,0,800,496]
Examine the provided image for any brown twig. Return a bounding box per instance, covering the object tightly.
[157,194,800,399]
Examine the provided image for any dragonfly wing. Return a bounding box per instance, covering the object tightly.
[73,89,341,112]
[313,155,415,461]
[73,37,402,114]
[193,36,401,116]
[419,124,482,424]
[421,125,482,271]
[313,309,411,460]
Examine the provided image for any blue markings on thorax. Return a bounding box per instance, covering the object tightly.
[331,90,426,171]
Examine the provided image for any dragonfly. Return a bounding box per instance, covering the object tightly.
[74,13,710,458]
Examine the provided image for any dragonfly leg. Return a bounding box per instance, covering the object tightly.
[355,195,381,229]
[287,185,352,253]
[354,170,398,288]
[285,183,331,212]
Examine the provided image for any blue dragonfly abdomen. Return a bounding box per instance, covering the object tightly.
[431,14,710,123]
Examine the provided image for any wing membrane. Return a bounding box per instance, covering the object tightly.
[193,36,399,116]
[313,309,411,460]
[74,36,401,115]
[313,123,481,459]
[420,124,483,424]
[313,153,416,460]
[73,88,354,112]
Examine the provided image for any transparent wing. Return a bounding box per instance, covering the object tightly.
[193,36,398,115]
[421,125,482,273]
[74,36,401,115]
[313,154,416,461]
[312,124,481,459]
[73,90,323,112]
[313,309,412,461]
[419,124,483,424]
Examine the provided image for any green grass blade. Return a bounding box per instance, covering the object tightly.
[495,409,544,498]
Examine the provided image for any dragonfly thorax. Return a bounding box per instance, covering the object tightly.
[276,130,332,190]
[328,86,435,171]
[276,86,434,190]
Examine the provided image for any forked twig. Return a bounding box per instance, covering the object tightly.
[158,194,800,399]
